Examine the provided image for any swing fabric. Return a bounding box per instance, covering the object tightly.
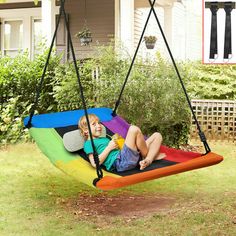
[24,0,223,190]
[24,108,223,191]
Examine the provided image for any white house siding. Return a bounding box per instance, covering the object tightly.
[134,0,202,61]
[64,0,115,60]
[0,0,201,61]
[172,2,186,60]
[171,1,202,61]
[172,0,202,60]
[134,7,165,60]
[133,8,143,58]
[0,0,114,60]
[184,0,202,60]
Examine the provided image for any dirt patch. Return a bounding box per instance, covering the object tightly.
[59,193,176,220]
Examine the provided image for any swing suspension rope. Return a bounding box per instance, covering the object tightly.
[112,0,157,117]
[112,0,211,154]
[26,0,103,181]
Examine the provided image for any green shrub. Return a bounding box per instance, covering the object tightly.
[0,97,31,144]
[185,62,236,100]
[0,49,60,112]
[52,59,96,111]
[117,56,190,147]
[0,49,60,145]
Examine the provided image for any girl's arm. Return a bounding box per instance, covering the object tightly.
[88,140,118,167]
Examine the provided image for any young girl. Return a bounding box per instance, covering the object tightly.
[79,114,166,172]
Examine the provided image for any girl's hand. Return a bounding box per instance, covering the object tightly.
[107,140,118,151]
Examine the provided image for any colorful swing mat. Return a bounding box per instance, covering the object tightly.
[24,107,223,190]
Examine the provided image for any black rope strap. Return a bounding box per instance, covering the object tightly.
[209,2,218,59]
[60,0,103,180]
[224,2,234,59]
[27,0,103,180]
[113,0,211,154]
[26,2,64,128]
[148,0,211,154]
[112,0,157,116]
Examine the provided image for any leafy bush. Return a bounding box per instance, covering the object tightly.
[184,62,236,100]
[0,49,61,144]
[52,59,96,111]
[117,56,190,147]
[0,97,31,144]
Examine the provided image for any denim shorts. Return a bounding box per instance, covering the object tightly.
[113,144,141,172]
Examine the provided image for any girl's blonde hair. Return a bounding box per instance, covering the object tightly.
[78,114,99,138]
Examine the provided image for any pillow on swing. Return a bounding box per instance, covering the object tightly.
[63,125,107,152]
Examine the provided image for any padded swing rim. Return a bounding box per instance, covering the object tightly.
[95,152,223,190]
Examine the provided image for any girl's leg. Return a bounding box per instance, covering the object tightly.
[145,133,162,155]
[124,125,148,158]
[139,132,166,170]
[124,126,166,170]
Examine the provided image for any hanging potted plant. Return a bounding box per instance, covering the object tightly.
[75,26,92,46]
[143,35,157,49]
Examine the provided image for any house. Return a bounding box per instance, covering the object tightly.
[0,0,202,61]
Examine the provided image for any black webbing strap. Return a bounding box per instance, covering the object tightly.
[112,0,157,116]
[113,0,210,154]
[27,0,103,180]
[224,2,234,59]
[25,3,64,128]
[60,0,103,181]
[148,0,211,154]
[209,2,219,59]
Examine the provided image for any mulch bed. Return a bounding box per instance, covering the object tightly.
[58,193,176,220]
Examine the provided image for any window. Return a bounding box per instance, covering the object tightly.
[32,18,43,58]
[4,20,23,57]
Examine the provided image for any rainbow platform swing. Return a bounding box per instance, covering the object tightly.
[24,0,223,191]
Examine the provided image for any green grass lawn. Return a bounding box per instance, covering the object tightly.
[0,142,235,236]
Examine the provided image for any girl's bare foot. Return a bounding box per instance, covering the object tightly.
[154,152,166,161]
[139,153,166,170]
[139,158,152,170]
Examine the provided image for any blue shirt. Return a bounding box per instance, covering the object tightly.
[84,137,119,171]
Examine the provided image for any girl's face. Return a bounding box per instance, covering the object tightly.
[88,119,102,138]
